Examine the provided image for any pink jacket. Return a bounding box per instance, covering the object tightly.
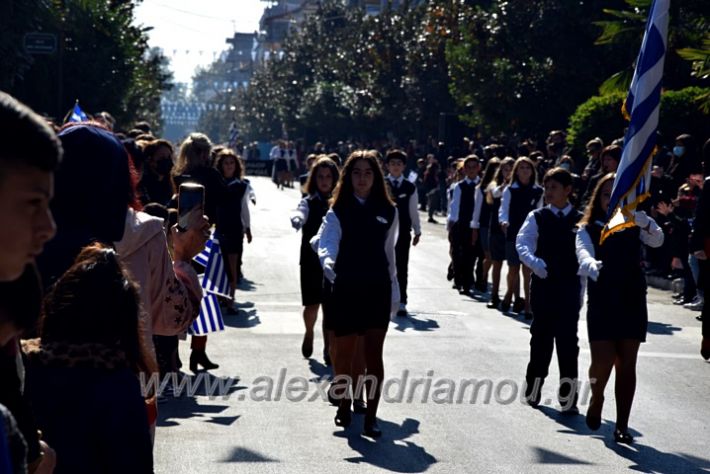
[115,208,202,339]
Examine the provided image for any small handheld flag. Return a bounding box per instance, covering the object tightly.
[69,101,88,123]
[201,238,231,299]
[601,0,669,243]
[189,294,225,335]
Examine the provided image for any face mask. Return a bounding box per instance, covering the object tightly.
[559,163,571,171]
[157,159,173,175]
[673,146,685,157]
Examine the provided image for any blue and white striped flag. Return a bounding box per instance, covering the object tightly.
[228,121,239,150]
[602,0,669,242]
[69,101,88,123]
[194,236,213,267]
[189,294,225,335]
[202,238,231,298]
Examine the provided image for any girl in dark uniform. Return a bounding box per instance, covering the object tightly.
[291,156,339,362]
[498,157,543,317]
[214,150,252,308]
[485,157,514,308]
[576,173,663,443]
[318,150,399,438]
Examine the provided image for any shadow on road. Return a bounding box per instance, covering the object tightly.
[393,313,440,333]
[307,358,333,382]
[223,308,261,328]
[646,320,682,336]
[220,447,278,463]
[535,406,710,472]
[237,277,258,292]
[600,434,710,472]
[334,417,437,472]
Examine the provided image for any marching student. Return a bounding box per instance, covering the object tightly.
[516,168,583,413]
[385,149,422,316]
[485,157,515,309]
[576,173,663,444]
[291,157,340,362]
[214,149,252,308]
[318,150,399,439]
[498,156,543,317]
[447,155,481,295]
[472,158,501,298]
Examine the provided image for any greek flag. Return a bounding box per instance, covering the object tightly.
[201,238,231,298]
[69,102,88,123]
[602,0,669,243]
[190,294,225,335]
[228,121,239,150]
[189,236,230,335]
[194,236,213,267]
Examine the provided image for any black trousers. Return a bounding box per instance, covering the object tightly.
[525,279,580,405]
[395,232,411,305]
[450,223,483,291]
[450,223,475,291]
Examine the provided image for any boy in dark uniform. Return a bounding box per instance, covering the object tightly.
[385,149,421,317]
[446,155,481,295]
[516,167,582,413]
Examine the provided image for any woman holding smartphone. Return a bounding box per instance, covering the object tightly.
[318,150,399,438]
[172,133,225,372]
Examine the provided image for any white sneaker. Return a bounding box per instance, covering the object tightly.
[684,296,704,311]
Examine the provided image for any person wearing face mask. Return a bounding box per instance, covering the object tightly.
[668,134,700,190]
[139,139,175,206]
[582,145,621,206]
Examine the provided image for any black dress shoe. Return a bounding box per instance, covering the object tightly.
[362,421,382,438]
[486,296,500,309]
[334,407,351,427]
[396,309,408,317]
[301,334,313,359]
[614,428,634,444]
[512,299,525,314]
[353,400,367,414]
[499,300,511,313]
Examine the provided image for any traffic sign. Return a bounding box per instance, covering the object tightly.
[24,33,57,55]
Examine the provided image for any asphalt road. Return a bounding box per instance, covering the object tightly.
[154,176,709,473]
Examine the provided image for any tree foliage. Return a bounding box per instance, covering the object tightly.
[2,0,172,130]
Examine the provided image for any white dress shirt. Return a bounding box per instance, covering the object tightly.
[447,177,480,228]
[387,174,422,235]
[498,182,544,226]
[515,203,574,271]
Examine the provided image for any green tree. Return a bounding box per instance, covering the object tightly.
[446,0,627,139]
[5,0,172,130]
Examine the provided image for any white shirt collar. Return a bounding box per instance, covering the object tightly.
[353,194,366,205]
[388,175,404,185]
[464,176,480,185]
[546,202,573,216]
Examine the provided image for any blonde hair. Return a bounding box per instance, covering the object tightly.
[173,133,212,176]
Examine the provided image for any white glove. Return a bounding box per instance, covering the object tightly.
[531,258,548,279]
[579,258,603,281]
[634,210,650,228]
[290,216,303,230]
[323,258,336,283]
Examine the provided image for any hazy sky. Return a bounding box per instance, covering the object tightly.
[134,0,266,84]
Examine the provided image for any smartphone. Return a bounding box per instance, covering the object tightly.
[177,183,205,231]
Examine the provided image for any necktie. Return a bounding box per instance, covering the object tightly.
[558,211,564,218]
